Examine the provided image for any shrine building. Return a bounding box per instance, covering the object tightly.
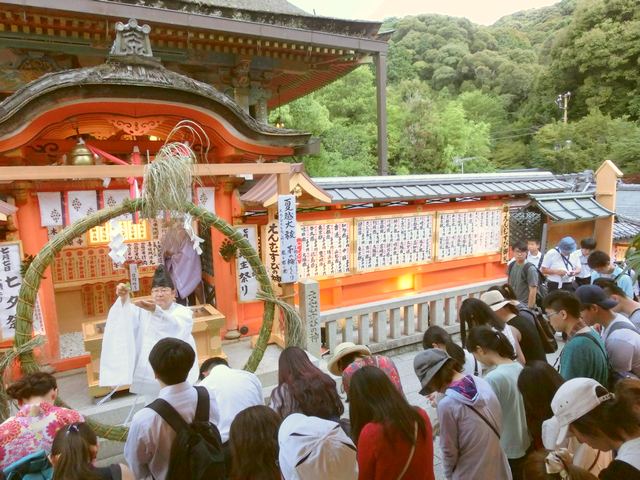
[0,0,622,378]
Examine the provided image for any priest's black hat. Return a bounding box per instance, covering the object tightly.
[152,265,175,289]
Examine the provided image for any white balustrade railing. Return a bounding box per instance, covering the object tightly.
[305,278,505,354]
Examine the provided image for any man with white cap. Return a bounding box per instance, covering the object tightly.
[541,236,581,292]
[278,413,358,480]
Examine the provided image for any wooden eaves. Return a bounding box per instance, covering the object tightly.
[0,163,292,181]
[1,0,389,54]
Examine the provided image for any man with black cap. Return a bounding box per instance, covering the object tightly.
[576,284,640,380]
[99,265,199,396]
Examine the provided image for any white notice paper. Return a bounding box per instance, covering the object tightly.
[278,195,298,283]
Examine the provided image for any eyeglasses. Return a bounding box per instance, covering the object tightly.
[543,311,562,321]
[151,287,173,295]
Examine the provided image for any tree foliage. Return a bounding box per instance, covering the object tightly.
[280,0,640,177]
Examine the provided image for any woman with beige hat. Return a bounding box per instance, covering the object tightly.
[327,342,402,395]
[480,289,547,363]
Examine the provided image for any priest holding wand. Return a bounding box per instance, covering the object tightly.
[99,265,199,398]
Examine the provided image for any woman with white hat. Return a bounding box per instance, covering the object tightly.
[547,378,640,479]
[327,342,402,395]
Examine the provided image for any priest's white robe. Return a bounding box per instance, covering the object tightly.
[99,298,199,396]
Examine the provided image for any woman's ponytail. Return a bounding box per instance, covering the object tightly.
[51,423,102,480]
[465,325,516,360]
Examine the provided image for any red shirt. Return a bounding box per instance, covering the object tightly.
[357,408,435,480]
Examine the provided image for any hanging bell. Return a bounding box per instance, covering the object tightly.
[67,139,95,166]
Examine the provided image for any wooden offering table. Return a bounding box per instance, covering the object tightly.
[82,301,225,397]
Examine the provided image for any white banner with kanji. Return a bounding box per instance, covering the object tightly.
[67,191,98,224]
[36,192,63,227]
[278,195,298,283]
[195,186,215,213]
[235,225,259,302]
[0,241,22,340]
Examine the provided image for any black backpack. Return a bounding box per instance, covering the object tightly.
[147,386,226,480]
[520,304,558,354]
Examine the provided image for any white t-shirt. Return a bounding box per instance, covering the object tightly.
[602,313,640,377]
[199,365,264,443]
[541,248,581,286]
[576,251,592,279]
[526,251,543,268]
[617,437,640,470]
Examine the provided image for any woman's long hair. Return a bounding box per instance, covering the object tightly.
[229,406,281,480]
[349,366,426,446]
[466,325,516,360]
[517,361,564,443]
[276,346,344,419]
[459,298,505,347]
[51,423,102,480]
[422,325,466,368]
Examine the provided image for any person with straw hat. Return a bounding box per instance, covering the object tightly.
[327,342,402,395]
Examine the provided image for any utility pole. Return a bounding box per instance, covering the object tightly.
[555,91,571,124]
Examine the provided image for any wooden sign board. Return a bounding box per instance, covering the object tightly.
[435,208,503,260]
[354,213,434,272]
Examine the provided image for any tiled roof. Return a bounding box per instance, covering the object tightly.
[313,172,568,204]
[616,184,640,222]
[530,193,614,222]
[614,220,640,241]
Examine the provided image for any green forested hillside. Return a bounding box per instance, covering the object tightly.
[276,0,640,177]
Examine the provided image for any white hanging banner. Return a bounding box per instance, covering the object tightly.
[36,192,63,227]
[278,195,298,283]
[67,190,98,224]
[195,186,215,214]
[235,225,259,302]
[102,189,132,221]
[0,241,22,340]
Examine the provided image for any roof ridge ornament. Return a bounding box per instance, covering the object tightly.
[109,18,157,62]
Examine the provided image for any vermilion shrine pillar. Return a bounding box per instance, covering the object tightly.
[213,177,241,337]
[13,186,60,360]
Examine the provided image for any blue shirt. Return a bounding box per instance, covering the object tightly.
[591,266,634,298]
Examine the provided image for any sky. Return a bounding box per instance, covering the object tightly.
[289,0,561,25]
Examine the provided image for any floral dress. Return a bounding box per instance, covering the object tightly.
[0,401,84,469]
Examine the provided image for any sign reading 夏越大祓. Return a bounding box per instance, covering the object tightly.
[278,195,298,284]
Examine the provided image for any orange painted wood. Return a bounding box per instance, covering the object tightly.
[15,193,60,360]
[0,101,295,157]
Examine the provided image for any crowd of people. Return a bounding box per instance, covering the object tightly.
[0,235,639,480]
